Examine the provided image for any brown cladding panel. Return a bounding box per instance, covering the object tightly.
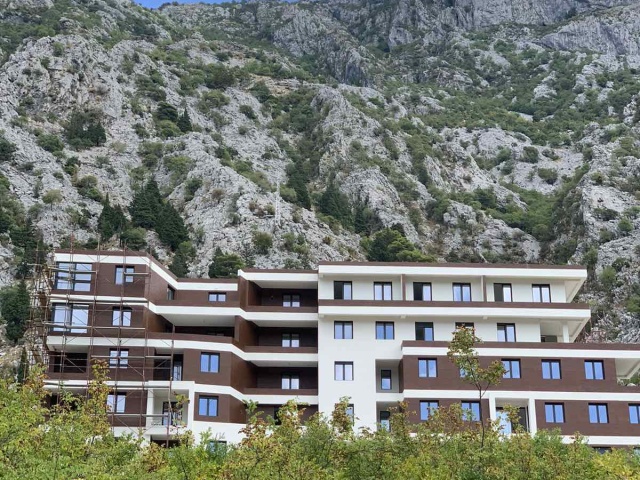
[255,327,318,347]
[254,367,318,389]
[234,316,257,348]
[110,390,148,428]
[194,393,245,423]
[404,398,490,424]
[250,287,318,307]
[536,400,637,437]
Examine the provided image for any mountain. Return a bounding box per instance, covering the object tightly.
[0,0,639,350]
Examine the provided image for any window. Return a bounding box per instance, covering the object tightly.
[282,333,300,347]
[415,322,434,341]
[532,284,551,303]
[455,322,475,330]
[413,282,432,301]
[420,401,439,421]
[453,283,471,302]
[109,349,129,368]
[167,286,175,300]
[200,353,220,373]
[502,359,521,379]
[281,374,300,390]
[52,352,87,373]
[494,283,512,302]
[107,393,126,413]
[162,401,182,427]
[380,370,392,390]
[585,360,604,380]
[589,404,609,424]
[375,322,394,340]
[334,321,353,340]
[418,358,437,378]
[629,404,640,424]
[198,396,218,417]
[497,323,516,342]
[346,404,355,421]
[544,403,565,423]
[115,266,134,285]
[374,282,392,300]
[208,292,227,302]
[461,401,481,421]
[112,307,132,327]
[334,281,352,300]
[52,304,89,333]
[55,262,92,291]
[335,362,354,381]
[379,411,391,431]
[541,360,561,379]
[283,294,301,307]
[206,440,227,454]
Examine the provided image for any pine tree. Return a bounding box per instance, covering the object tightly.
[177,110,192,133]
[155,102,179,123]
[98,195,127,240]
[208,248,245,278]
[156,202,188,251]
[318,180,353,227]
[129,180,162,229]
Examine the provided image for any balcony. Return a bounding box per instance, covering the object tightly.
[242,305,318,325]
[150,299,241,325]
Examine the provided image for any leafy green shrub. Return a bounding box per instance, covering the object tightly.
[208,247,244,278]
[252,231,273,254]
[250,82,271,103]
[75,175,102,201]
[155,120,182,139]
[177,110,192,133]
[364,227,434,262]
[0,281,30,344]
[37,134,64,153]
[42,189,63,205]
[63,110,106,150]
[0,134,17,162]
[599,266,618,291]
[618,216,633,235]
[52,42,64,57]
[198,91,230,112]
[139,142,164,168]
[537,168,558,184]
[184,177,202,201]
[239,104,256,120]
[521,146,539,163]
[164,155,194,184]
[120,227,147,250]
[204,64,236,89]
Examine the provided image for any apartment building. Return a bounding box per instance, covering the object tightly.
[42,250,640,449]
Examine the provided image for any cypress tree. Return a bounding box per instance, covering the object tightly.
[0,281,30,344]
[130,180,163,229]
[177,110,192,133]
[156,202,188,251]
[318,181,353,227]
[98,195,127,240]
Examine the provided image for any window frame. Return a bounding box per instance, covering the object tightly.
[283,294,301,307]
[415,322,434,341]
[198,396,219,417]
[629,404,640,424]
[493,283,513,302]
[52,304,89,333]
[532,284,551,303]
[544,403,565,423]
[55,262,92,291]
[281,373,300,390]
[334,281,353,300]
[588,403,609,424]
[502,359,521,379]
[282,333,300,348]
[461,401,481,422]
[373,282,393,301]
[497,323,516,342]
[111,307,132,327]
[200,352,220,373]
[109,349,129,368]
[541,359,561,380]
[585,360,605,380]
[115,265,135,285]
[380,369,392,390]
[452,283,472,302]
[107,393,126,413]
[420,401,439,421]
[208,292,227,302]
[418,358,438,378]
[379,410,391,431]
[375,321,395,340]
[334,321,353,340]
[334,362,354,381]
[167,286,175,300]
[413,282,432,301]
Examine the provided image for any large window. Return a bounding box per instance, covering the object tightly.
[334,321,353,339]
[55,262,92,291]
[420,401,439,421]
[380,370,392,390]
[375,322,394,340]
[585,360,604,380]
[198,396,218,417]
[413,282,432,301]
[373,282,392,301]
[502,359,521,379]
[494,283,512,302]
[418,358,437,378]
[415,322,434,341]
[461,401,481,421]
[335,362,354,381]
[545,403,565,423]
[497,323,516,342]
[281,374,300,390]
[208,292,227,302]
[52,304,89,333]
[107,393,126,413]
[589,404,609,424]
[542,360,561,379]
[380,411,391,431]
[453,283,471,302]
[282,333,300,347]
[200,353,220,373]
[109,349,129,368]
[115,266,134,285]
[532,284,551,303]
[334,281,352,300]
[112,307,132,327]
[629,404,640,424]
[283,294,301,307]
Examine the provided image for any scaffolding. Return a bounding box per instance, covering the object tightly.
[27,242,184,446]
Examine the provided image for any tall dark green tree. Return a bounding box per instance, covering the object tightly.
[64,110,107,149]
[318,180,353,227]
[155,102,179,123]
[156,202,188,251]
[97,195,127,241]
[129,180,162,228]
[208,248,245,278]
[177,110,192,133]
[0,281,30,344]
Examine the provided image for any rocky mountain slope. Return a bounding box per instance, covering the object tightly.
[0,0,639,348]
